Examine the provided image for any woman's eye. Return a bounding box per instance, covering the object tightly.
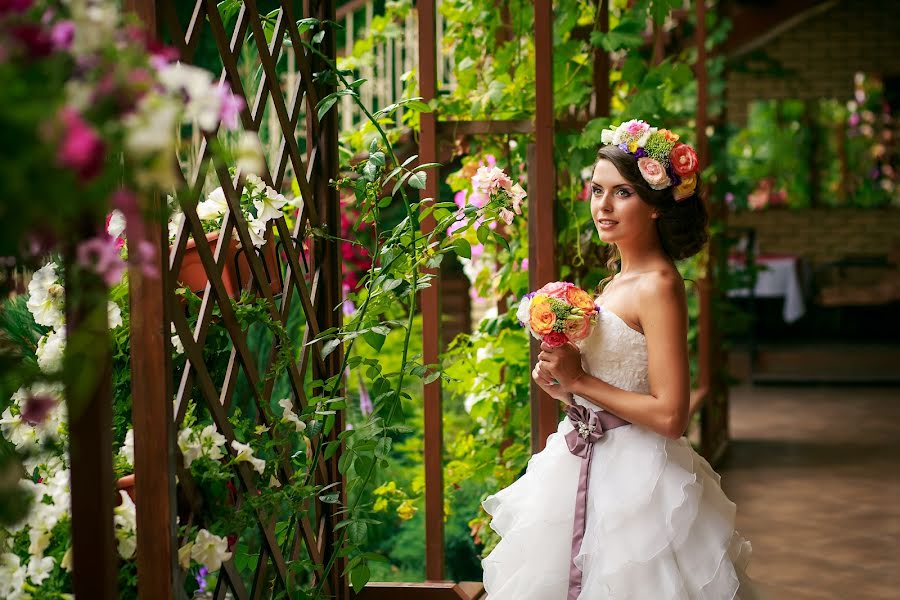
[616,189,631,197]
[592,187,602,196]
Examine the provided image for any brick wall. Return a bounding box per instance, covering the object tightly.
[726,0,900,123]
[727,207,900,266]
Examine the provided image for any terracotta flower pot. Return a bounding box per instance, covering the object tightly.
[176,231,282,298]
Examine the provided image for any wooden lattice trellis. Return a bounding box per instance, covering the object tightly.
[125,1,346,598]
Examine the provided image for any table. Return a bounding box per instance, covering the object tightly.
[727,253,809,323]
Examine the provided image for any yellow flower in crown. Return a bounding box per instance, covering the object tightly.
[658,129,680,144]
[673,174,697,201]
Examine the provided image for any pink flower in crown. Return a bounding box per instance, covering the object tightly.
[637,157,671,190]
[537,281,574,299]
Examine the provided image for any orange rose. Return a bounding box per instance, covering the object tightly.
[565,287,596,313]
[529,301,557,335]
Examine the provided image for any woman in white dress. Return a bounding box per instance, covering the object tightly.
[481,122,769,599]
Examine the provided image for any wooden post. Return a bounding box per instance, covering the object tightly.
[65,250,117,599]
[417,0,445,582]
[529,0,559,454]
[121,2,179,598]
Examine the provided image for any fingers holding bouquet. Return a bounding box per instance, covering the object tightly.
[518,281,600,397]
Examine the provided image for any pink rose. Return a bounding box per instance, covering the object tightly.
[564,315,592,342]
[543,331,568,348]
[670,143,699,177]
[57,107,105,181]
[537,281,574,299]
[637,158,671,190]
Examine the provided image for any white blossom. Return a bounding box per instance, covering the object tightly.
[124,94,179,157]
[27,263,64,329]
[107,209,126,239]
[119,429,134,468]
[198,425,227,461]
[36,326,65,373]
[108,301,123,329]
[277,398,307,433]
[253,187,287,223]
[0,553,27,600]
[515,296,532,326]
[247,217,268,248]
[230,439,265,475]
[26,555,55,586]
[171,324,184,355]
[178,541,193,569]
[114,491,137,559]
[190,529,232,572]
[235,131,265,175]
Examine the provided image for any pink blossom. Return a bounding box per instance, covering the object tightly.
[468,191,489,209]
[57,108,105,181]
[498,208,514,225]
[471,166,512,194]
[216,82,244,131]
[485,154,496,167]
[471,243,484,260]
[537,281,573,299]
[454,190,467,210]
[131,239,160,279]
[447,218,466,235]
[520,258,529,270]
[50,20,74,50]
[77,235,126,287]
[106,213,125,250]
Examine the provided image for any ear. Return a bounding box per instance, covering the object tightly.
[651,211,659,219]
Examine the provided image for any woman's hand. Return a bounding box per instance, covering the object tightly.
[531,361,574,405]
[537,342,586,393]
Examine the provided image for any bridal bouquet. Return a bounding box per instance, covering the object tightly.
[516,282,600,347]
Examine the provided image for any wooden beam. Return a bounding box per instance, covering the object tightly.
[435,119,534,138]
[529,0,559,454]
[358,581,484,600]
[417,0,445,583]
[591,0,610,119]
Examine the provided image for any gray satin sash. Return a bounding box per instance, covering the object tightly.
[564,403,631,600]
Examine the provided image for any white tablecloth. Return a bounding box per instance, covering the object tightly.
[727,255,807,323]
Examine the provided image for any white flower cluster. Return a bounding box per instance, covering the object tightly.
[167,174,291,249]
[180,528,232,572]
[177,424,227,468]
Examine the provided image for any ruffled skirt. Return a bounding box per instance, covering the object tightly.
[481,416,769,599]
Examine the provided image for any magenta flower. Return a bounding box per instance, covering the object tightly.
[77,235,126,287]
[0,0,33,14]
[57,108,105,181]
[216,83,245,131]
[20,392,56,426]
[520,258,529,270]
[50,20,74,51]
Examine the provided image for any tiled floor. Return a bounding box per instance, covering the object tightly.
[720,384,900,600]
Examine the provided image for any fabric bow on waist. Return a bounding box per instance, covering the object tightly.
[564,403,631,600]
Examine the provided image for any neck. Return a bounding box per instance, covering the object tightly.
[615,230,669,275]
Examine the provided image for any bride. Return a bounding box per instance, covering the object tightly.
[480,121,768,599]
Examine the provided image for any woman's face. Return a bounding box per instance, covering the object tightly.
[589,159,658,245]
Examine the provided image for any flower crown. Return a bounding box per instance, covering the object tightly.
[599,119,700,201]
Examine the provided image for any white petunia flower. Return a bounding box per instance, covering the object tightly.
[107,209,126,239]
[124,94,179,157]
[119,429,134,468]
[231,439,265,474]
[26,555,55,586]
[277,398,307,433]
[114,490,137,559]
[36,326,66,373]
[177,427,202,467]
[171,324,184,355]
[247,217,268,248]
[108,301,123,329]
[253,188,287,223]
[190,529,232,572]
[27,263,65,329]
[197,425,227,461]
[178,541,193,569]
[61,546,73,572]
[0,553,26,600]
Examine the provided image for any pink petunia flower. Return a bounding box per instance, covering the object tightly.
[77,235,126,287]
[216,82,244,131]
[57,107,105,181]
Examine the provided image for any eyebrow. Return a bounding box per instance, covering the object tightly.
[591,182,632,189]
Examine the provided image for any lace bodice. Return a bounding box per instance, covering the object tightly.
[572,306,649,409]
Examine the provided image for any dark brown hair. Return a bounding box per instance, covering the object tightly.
[595,144,709,262]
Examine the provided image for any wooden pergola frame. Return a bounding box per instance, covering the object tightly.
[360,0,723,597]
[59,2,723,599]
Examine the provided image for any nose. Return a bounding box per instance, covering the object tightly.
[597,189,613,212]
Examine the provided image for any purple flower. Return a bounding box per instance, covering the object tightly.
[216,83,244,131]
[634,147,646,158]
[50,20,74,51]
[57,107,105,181]
[20,392,56,426]
[524,291,536,300]
[725,192,735,205]
[195,567,209,592]
[77,235,126,287]
[131,239,160,279]
[848,113,860,127]
[520,258,529,271]
[358,381,372,416]
[618,143,629,153]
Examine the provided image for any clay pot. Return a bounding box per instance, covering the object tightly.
[176,231,282,298]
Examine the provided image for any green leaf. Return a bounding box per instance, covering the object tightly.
[348,521,368,545]
[492,230,510,251]
[321,339,341,358]
[408,171,427,189]
[451,238,471,259]
[319,492,340,504]
[324,439,341,460]
[316,94,339,121]
[476,224,490,245]
[362,331,386,352]
[596,19,645,52]
[350,563,370,592]
[374,437,392,459]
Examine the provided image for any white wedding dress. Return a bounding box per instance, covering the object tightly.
[481,307,768,599]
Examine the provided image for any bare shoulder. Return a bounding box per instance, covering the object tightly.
[635,268,687,329]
